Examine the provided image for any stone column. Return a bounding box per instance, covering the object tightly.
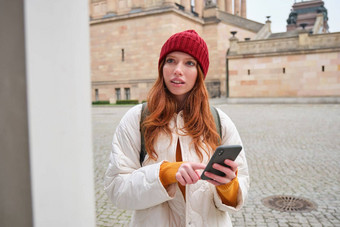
[218,0,225,11]
[225,0,233,13]
[181,0,191,12]
[1,1,96,226]
[107,0,117,13]
[234,0,240,16]
[131,0,143,8]
[241,0,246,18]
[117,0,130,14]
[195,0,204,16]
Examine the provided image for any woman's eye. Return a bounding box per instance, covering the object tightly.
[166,58,174,63]
[187,61,196,66]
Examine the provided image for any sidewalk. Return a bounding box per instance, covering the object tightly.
[210,96,340,105]
[92,103,340,226]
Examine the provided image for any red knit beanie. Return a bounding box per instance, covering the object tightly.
[159,30,209,78]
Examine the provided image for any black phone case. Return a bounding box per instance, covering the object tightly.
[201,145,242,181]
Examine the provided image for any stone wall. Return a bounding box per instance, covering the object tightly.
[227,32,340,97]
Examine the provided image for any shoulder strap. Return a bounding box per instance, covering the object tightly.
[139,104,222,166]
[210,106,222,141]
[140,102,148,166]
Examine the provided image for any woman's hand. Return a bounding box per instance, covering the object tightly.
[176,162,206,186]
[204,159,238,186]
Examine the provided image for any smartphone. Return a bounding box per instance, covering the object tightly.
[201,145,242,181]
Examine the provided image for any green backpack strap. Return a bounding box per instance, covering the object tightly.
[210,106,222,141]
[139,103,222,166]
[140,103,148,166]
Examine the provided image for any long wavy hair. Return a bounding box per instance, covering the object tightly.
[142,59,221,162]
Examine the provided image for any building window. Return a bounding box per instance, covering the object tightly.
[95,89,99,101]
[248,69,250,75]
[322,65,325,72]
[121,48,125,62]
[124,88,130,100]
[283,67,286,74]
[115,88,121,100]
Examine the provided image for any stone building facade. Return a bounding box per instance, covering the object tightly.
[227,10,340,97]
[90,0,339,101]
[89,0,262,103]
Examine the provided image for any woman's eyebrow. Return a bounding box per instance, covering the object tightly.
[185,57,197,62]
[165,55,196,62]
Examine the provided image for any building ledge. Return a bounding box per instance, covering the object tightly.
[90,5,204,25]
[227,32,340,58]
[227,46,340,59]
[217,10,263,33]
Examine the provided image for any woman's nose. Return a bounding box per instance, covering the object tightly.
[174,63,183,76]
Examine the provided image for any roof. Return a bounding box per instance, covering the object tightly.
[216,10,264,33]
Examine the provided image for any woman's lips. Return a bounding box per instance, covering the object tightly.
[171,79,185,84]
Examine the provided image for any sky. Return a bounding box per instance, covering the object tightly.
[246,0,340,33]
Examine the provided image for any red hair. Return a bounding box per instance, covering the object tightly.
[142,60,220,161]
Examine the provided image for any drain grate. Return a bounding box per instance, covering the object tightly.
[262,195,317,212]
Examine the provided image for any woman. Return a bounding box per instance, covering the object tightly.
[104,30,249,226]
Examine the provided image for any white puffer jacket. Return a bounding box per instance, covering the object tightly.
[104,104,249,227]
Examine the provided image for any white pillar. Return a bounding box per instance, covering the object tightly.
[24,0,96,226]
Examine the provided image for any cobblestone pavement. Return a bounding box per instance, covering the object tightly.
[92,103,340,226]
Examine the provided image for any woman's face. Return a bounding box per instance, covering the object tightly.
[163,51,198,103]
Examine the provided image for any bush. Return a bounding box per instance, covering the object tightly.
[116,100,139,105]
[92,100,110,105]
